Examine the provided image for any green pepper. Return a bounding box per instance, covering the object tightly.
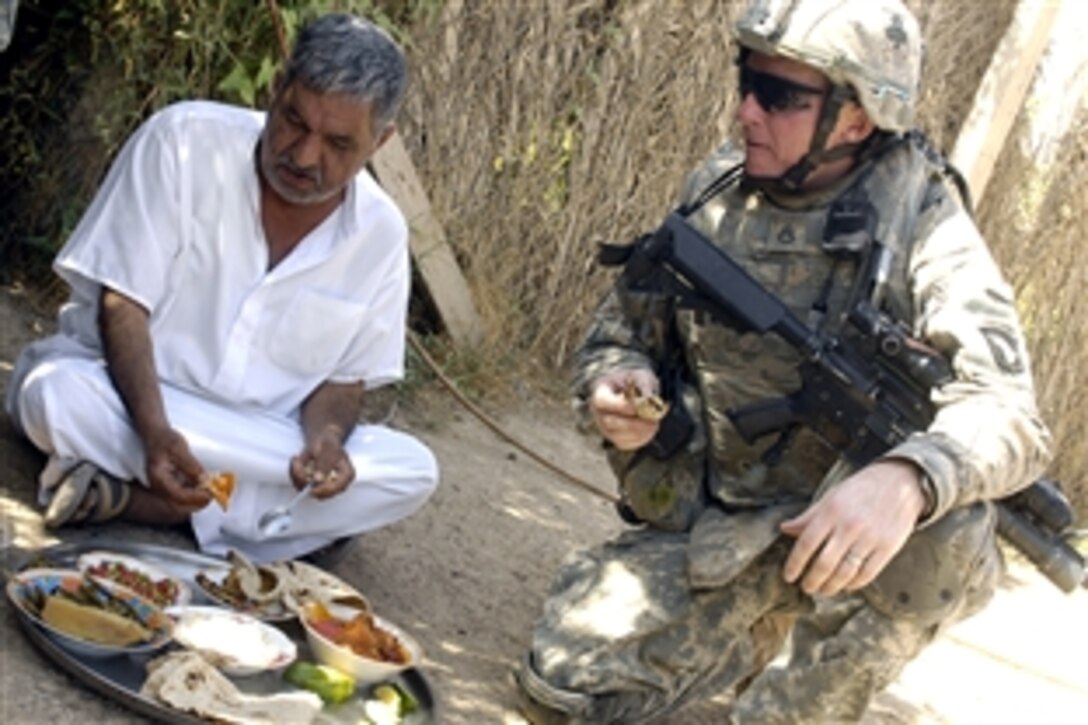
[283,661,357,705]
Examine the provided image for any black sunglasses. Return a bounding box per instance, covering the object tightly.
[738,66,827,113]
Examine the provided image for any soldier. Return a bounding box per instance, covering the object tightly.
[516,0,1051,721]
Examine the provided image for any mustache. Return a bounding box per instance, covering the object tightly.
[277,155,321,185]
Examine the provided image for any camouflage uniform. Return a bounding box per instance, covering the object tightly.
[517,2,1051,718]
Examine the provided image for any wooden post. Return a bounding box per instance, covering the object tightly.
[950,0,1061,204]
[370,135,484,348]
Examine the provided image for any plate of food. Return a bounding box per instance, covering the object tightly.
[77,550,192,608]
[194,550,294,621]
[194,550,370,621]
[168,605,297,676]
[143,650,324,722]
[5,567,174,659]
[278,558,371,612]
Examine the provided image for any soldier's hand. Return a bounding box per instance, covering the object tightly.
[589,369,661,451]
[779,459,928,596]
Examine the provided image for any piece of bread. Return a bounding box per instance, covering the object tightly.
[202,472,236,511]
[622,380,670,422]
[40,594,152,646]
[143,651,323,723]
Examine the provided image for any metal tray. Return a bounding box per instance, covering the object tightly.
[9,540,437,724]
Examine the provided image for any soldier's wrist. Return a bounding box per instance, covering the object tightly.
[915,469,937,522]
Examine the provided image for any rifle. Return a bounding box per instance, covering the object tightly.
[606,211,1086,592]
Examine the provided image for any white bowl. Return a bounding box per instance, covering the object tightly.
[301,605,422,684]
[169,605,297,676]
[77,550,192,608]
[6,567,174,659]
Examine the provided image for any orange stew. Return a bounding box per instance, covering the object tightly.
[306,603,410,664]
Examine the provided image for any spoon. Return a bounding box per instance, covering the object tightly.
[257,481,316,538]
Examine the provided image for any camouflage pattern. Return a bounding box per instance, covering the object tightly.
[519,533,997,723]
[577,135,1051,534]
[525,133,1051,721]
[735,0,923,132]
[604,377,708,531]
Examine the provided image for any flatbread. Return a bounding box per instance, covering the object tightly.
[277,560,370,613]
[622,380,670,422]
[142,651,322,724]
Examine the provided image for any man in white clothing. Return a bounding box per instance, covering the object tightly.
[4,13,438,563]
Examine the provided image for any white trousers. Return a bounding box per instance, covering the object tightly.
[10,355,438,563]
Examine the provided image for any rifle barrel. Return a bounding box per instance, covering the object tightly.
[996,505,1085,593]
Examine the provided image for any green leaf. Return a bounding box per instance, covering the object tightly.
[255,55,278,94]
[217,63,255,107]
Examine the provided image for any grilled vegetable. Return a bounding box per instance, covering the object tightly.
[283,661,357,705]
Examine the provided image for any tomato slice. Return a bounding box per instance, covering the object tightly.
[309,619,345,644]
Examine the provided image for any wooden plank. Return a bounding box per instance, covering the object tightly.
[370,134,483,347]
[950,0,1061,204]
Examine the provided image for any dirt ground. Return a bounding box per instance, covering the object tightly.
[1,281,1086,724]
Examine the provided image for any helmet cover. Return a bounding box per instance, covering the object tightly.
[735,0,922,131]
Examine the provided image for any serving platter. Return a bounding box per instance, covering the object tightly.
[8,540,436,724]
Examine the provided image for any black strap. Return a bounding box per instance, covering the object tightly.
[781,84,859,189]
[679,163,744,217]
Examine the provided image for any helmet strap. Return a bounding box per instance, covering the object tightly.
[779,84,861,190]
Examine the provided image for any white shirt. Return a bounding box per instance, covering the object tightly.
[50,100,410,416]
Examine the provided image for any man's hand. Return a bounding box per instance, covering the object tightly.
[143,426,212,512]
[100,288,209,513]
[290,425,355,499]
[780,459,929,596]
[589,368,661,451]
[295,381,363,499]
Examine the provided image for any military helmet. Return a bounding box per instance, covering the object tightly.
[735,0,923,132]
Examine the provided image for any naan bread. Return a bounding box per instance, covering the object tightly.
[622,379,670,422]
[277,560,370,614]
[142,651,322,724]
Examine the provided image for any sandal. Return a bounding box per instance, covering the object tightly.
[87,471,132,524]
[43,462,131,529]
[43,461,98,528]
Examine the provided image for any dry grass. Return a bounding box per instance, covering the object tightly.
[394,0,1087,518]
[400,0,743,371]
[979,114,1088,515]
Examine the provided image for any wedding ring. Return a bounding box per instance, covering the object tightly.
[843,550,865,568]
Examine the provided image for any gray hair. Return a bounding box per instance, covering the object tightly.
[283,14,408,131]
